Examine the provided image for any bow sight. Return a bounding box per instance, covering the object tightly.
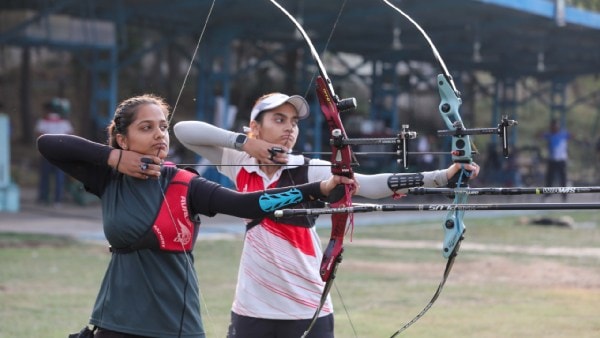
[437,116,518,158]
[329,124,417,169]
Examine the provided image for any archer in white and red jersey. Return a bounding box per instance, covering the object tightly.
[174,92,480,338]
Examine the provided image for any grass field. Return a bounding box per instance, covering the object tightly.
[1,211,599,338]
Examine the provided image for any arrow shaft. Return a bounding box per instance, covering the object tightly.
[275,202,600,217]
[409,186,600,196]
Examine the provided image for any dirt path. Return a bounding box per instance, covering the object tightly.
[347,239,600,289]
[350,238,600,258]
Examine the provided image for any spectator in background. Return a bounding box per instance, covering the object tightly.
[416,133,437,171]
[35,100,74,207]
[543,118,570,201]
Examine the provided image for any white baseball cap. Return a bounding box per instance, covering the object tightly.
[249,93,310,121]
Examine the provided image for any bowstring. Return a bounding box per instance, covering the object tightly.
[313,3,359,337]
[159,0,217,335]
[168,0,217,126]
[333,272,359,335]
[389,167,468,337]
[300,0,349,99]
[153,169,211,336]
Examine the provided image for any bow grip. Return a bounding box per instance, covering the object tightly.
[326,184,347,204]
[447,169,471,189]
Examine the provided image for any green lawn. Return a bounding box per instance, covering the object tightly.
[1,211,599,338]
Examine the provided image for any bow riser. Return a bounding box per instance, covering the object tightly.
[315,76,354,282]
[438,75,472,164]
[320,228,344,280]
[437,74,471,258]
[316,77,354,178]
[442,195,466,258]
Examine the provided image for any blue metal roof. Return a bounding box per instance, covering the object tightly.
[2,0,599,184]
[2,0,599,80]
[480,0,600,29]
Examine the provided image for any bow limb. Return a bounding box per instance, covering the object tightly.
[381,0,458,94]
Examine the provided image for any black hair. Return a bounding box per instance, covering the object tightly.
[107,94,171,148]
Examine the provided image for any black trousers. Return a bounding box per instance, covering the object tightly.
[546,160,567,187]
[94,328,149,338]
[227,312,334,338]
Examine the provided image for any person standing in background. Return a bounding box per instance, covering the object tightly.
[35,99,74,207]
[543,118,570,201]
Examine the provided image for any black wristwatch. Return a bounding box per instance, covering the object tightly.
[234,133,248,150]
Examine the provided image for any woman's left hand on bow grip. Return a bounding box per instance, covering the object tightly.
[320,175,358,197]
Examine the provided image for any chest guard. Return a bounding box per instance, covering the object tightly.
[111,169,199,254]
[152,169,198,252]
